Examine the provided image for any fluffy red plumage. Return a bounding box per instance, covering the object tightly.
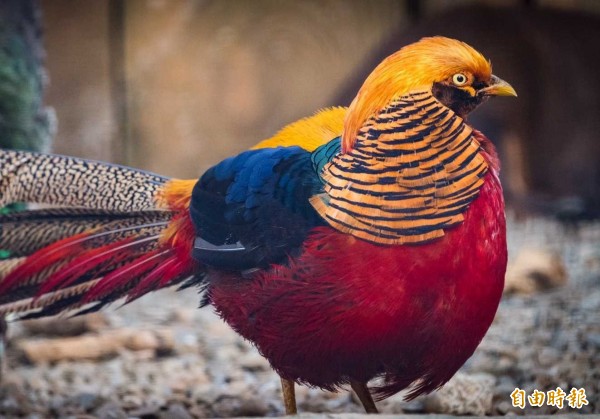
[209,130,506,400]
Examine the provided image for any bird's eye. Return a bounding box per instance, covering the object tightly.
[452,73,468,86]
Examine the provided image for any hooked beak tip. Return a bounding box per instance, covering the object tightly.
[482,75,518,97]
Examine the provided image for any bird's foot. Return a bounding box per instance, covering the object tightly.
[350,379,378,414]
[280,377,297,415]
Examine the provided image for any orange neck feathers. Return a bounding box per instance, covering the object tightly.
[342,37,491,152]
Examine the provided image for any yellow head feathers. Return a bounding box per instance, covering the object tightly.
[342,37,493,152]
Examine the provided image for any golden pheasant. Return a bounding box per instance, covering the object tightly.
[0,37,516,414]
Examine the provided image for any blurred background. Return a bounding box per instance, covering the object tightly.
[14,0,600,218]
[1,0,599,417]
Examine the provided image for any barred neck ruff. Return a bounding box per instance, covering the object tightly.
[311,91,488,245]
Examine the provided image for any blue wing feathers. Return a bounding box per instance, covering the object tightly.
[190,146,328,269]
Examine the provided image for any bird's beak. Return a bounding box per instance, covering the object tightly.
[480,75,518,97]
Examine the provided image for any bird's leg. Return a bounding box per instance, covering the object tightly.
[280,377,297,415]
[350,379,378,414]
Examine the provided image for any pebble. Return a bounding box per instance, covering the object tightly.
[423,372,495,415]
[71,391,104,412]
[0,393,22,416]
[238,352,269,372]
[504,247,568,294]
[128,404,161,418]
[20,313,110,337]
[496,400,513,414]
[94,401,128,419]
[537,347,560,367]
[165,403,194,419]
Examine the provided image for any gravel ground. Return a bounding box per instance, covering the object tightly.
[0,215,598,418]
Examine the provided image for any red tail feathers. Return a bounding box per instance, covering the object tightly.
[0,179,199,318]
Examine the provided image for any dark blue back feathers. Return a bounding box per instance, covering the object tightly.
[190,145,332,270]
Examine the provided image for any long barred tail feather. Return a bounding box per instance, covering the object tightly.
[0,208,169,257]
[33,234,162,298]
[0,210,198,318]
[0,279,104,319]
[0,149,167,210]
[0,148,200,319]
[0,213,169,296]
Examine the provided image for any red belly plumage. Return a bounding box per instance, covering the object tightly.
[210,143,506,400]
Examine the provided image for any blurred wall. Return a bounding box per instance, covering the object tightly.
[41,0,600,216]
[43,0,404,177]
[42,0,113,161]
[334,3,600,217]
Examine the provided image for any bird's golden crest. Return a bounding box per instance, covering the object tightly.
[343,37,491,152]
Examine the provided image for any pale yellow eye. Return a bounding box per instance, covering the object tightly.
[452,73,468,86]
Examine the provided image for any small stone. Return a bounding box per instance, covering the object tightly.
[49,395,66,411]
[21,313,109,337]
[192,386,219,404]
[175,332,199,353]
[587,333,600,348]
[71,392,103,412]
[0,382,31,416]
[238,352,268,372]
[94,401,127,419]
[170,309,195,325]
[401,399,425,413]
[132,349,157,361]
[237,395,269,416]
[0,394,23,416]
[210,396,243,417]
[496,400,513,414]
[120,393,144,410]
[128,404,161,418]
[164,403,193,419]
[537,347,560,367]
[423,372,495,416]
[504,248,567,294]
[187,404,211,418]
